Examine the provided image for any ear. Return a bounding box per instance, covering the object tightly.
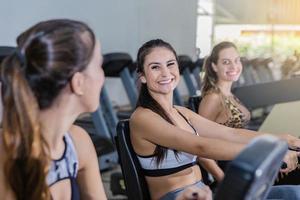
[140,75,147,84]
[70,72,85,95]
[212,63,218,72]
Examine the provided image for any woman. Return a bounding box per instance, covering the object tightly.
[198,41,300,184]
[199,41,250,129]
[130,39,300,200]
[0,19,107,199]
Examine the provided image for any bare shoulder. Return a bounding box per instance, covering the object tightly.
[130,107,160,126]
[69,125,93,146]
[198,92,224,121]
[199,92,222,112]
[173,105,193,116]
[131,107,157,119]
[201,92,222,106]
[130,107,171,139]
[173,105,205,123]
[69,125,95,169]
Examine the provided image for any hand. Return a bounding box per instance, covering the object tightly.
[280,150,299,173]
[176,185,212,200]
[280,134,300,150]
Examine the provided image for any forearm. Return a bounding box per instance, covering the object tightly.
[229,128,260,143]
[198,158,224,182]
[234,129,300,149]
[277,133,300,149]
[224,126,280,144]
[197,137,245,161]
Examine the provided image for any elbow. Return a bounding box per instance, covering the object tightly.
[194,141,214,159]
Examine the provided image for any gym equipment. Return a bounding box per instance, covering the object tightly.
[233,77,300,110]
[178,55,198,95]
[103,53,138,108]
[214,135,287,200]
[0,46,16,63]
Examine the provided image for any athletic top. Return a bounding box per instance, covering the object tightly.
[137,109,198,177]
[47,133,80,200]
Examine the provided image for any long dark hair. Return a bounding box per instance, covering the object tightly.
[201,41,237,96]
[136,39,179,166]
[0,19,95,199]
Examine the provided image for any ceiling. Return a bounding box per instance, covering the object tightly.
[215,0,300,24]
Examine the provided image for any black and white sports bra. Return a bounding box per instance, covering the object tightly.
[137,109,199,177]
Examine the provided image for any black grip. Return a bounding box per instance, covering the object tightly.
[280,156,300,169]
[281,162,287,169]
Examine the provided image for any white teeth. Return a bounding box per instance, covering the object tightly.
[159,79,172,84]
[227,72,237,76]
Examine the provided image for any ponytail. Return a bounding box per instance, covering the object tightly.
[1,55,50,200]
[201,56,220,97]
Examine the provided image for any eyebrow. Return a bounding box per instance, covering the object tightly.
[148,59,177,66]
[167,59,176,63]
[221,57,240,61]
[148,62,161,66]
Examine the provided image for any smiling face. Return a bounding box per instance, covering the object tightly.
[140,47,180,95]
[212,47,242,83]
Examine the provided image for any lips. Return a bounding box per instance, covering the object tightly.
[158,78,174,84]
[226,71,239,76]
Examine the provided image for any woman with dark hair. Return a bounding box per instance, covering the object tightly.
[199,41,300,184]
[0,19,106,199]
[130,39,300,200]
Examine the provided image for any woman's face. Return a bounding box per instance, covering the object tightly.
[212,47,242,83]
[81,40,104,112]
[140,47,180,95]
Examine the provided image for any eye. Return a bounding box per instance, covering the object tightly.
[151,65,159,70]
[222,60,230,65]
[167,62,175,67]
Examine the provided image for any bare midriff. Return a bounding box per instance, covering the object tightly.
[146,165,202,200]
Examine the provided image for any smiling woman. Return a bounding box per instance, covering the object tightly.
[200,41,251,129]
[140,47,179,96]
[198,41,300,186]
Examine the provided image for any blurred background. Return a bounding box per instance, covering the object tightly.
[2,1,300,199]
[2,0,300,104]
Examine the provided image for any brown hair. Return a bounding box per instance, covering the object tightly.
[1,19,95,199]
[201,41,237,96]
[136,39,179,166]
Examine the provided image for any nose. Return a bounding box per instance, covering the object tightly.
[230,62,240,70]
[161,65,171,76]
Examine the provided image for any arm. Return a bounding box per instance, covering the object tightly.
[185,106,259,144]
[130,108,245,161]
[197,94,258,143]
[70,125,107,200]
[198,95,300,149]
[198,93,222,122]
[197,158,224,182]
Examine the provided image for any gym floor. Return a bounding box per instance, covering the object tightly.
[102,165,127,200]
